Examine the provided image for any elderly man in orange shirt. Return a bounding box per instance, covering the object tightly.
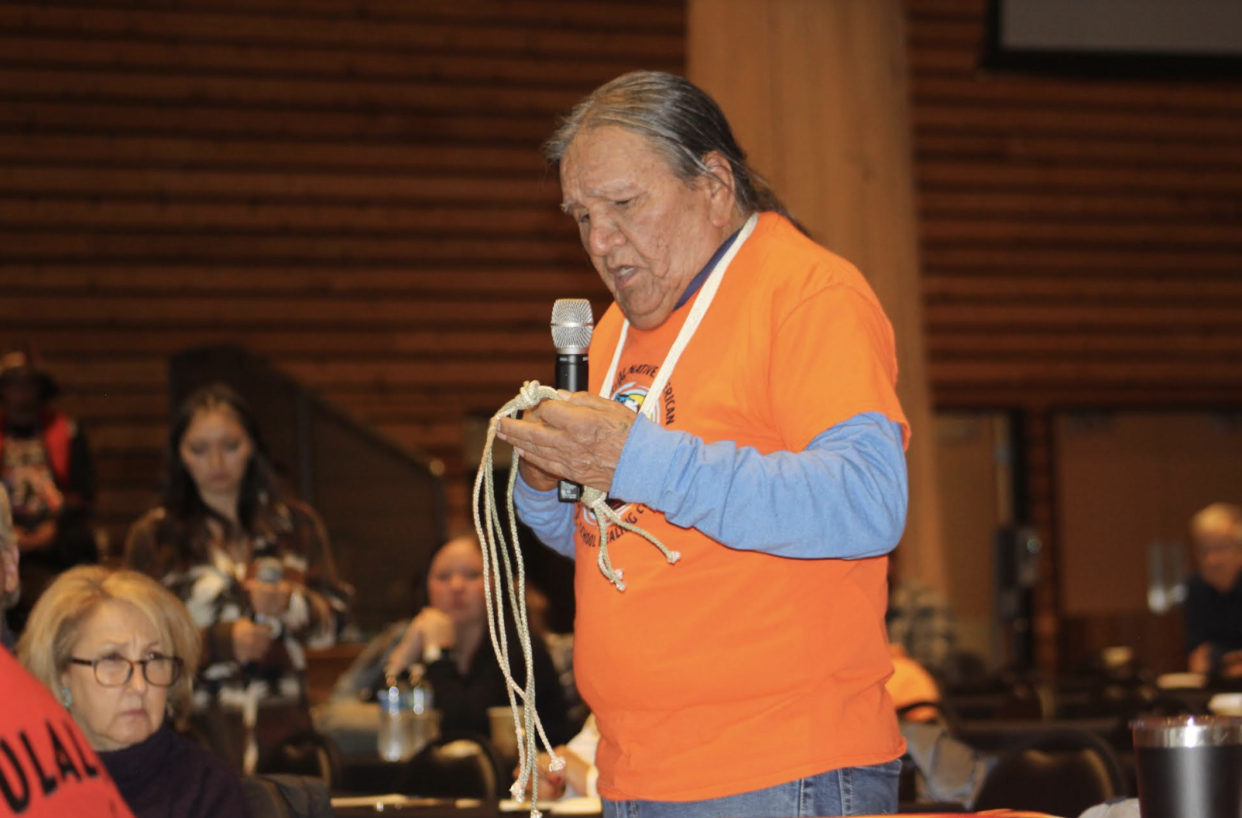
[498,72,910,818]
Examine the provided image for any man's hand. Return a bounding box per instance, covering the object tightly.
[496,392,636,494]
[506,398,562,492]
[232,618,274,663]
[1189,643,1212,674]
[244,578,292,620]
[1221,649,1242,678]
[386,607,456,677]
[517,749,568,801]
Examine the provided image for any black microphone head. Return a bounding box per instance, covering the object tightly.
[551,299,594,354]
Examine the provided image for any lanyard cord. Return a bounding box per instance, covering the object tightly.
[598,212,759,417]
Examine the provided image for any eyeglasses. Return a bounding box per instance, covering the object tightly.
[67,654,183,687]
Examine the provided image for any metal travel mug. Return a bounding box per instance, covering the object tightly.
[1131,715,1242,818]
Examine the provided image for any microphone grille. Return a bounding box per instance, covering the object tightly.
[551,299,594,351]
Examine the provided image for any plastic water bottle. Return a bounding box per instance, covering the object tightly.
[409,663,433,715]
[407,663,438,755]
[377,673,414,762]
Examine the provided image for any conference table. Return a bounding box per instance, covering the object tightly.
[329,795,1061,818]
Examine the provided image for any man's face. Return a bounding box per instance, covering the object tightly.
[559,126,733,331]
[0,377,40,426]
[1196,529,1242,594]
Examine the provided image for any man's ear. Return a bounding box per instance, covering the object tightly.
[700,151,739,226]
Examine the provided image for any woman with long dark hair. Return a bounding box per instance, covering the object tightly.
[124,382,351,769]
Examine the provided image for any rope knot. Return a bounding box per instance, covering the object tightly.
[516,379,547,410]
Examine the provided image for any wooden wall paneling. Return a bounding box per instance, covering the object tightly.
[0,0,677,569]
[7,0,1242,667]
[906,0,1242,671]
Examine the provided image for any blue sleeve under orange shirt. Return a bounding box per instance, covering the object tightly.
[515,411,907,560]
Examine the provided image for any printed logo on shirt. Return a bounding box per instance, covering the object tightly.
[0,717,125,816]
[611,363,677,427]
[573,363,675,548]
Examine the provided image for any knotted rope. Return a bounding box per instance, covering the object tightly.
[472,381,680,815]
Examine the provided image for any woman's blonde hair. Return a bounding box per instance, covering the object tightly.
[17,565,202,719]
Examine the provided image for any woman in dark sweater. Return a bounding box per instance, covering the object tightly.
[18,565,250,817]
[385,533,572,747]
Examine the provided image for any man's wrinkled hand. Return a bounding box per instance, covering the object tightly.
[496,391,635,494]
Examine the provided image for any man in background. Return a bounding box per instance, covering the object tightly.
[1186,502,1242,678]
[0,344,97,631]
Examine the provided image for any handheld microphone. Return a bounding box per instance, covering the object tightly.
[551,299,594,502]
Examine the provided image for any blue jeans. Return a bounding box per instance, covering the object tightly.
[601,760,902,818]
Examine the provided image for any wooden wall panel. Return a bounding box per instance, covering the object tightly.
[5,0,1241,672]
[0,0,676,551]
[909,0,1242,415]
[907,0,1242,670]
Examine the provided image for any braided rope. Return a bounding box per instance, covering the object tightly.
[472,381,679,815]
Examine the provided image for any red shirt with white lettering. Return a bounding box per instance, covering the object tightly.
[0,647,135,817]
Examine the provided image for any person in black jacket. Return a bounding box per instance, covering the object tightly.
[385,532,573,748]
[1186,502,1242,678]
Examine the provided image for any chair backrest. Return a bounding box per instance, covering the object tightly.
[260,729,344,792]
[243,774,333,818]
[396,735,504,801]
[243,777,293,818]
[972,727,1128,815]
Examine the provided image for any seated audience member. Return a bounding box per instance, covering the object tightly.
[383,533,573,747]
[525,714,600,803]
[124,383,351,769]
[1,486,17,652]
[1186,502,1242,678]
[17,565,249,817]
[1,636,138,817]
[0,345,97,631]
[883,648,992,808]
[886,647,943,723]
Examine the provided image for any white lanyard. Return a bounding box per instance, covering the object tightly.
[598,212,759,420]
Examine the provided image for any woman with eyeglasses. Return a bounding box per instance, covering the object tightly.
[17,565,250,817]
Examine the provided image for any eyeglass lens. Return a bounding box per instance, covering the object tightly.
[93,655,181,686]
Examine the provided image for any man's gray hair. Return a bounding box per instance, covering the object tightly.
[544,71,792,221]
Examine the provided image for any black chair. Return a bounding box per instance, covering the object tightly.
[972,727,1128,816]
[261,729,344,792]
[395,734,506,801]
[243,774,333,818]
